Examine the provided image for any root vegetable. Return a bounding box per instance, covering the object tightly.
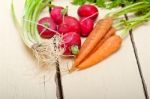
[80,17,94,37]
[92,27,116,52]
[37,17,57,38]
[77,35,122,70]
[78,4,98,20]
[71,17,113,69]
[50,6,67,25]
[58,16,81,35]
[61,32,81,55]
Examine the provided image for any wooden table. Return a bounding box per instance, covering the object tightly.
[0,0,150,99]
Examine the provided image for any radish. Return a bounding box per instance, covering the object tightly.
[58,16,81,35]
[80,17,94,37]
[61,32,81,55]
[37,17,57,38]
[50,6,67,25]
[78,4,98,21]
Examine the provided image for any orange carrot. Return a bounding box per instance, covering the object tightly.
[71,17,113,70]
[76,35,122,70]
[91,27,116,53]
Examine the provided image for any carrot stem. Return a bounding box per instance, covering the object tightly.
[108,2,150,19]
[119,10,150,38]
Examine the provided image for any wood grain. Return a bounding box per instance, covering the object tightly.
[0,0,57,99]
[0,0,150,99]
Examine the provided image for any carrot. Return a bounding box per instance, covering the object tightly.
[71,17,113,70]
[76,35,122,70]
[91,27,116,53]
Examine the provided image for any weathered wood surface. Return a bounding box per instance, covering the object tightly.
[0,0,57,99]
[0,0,149,99]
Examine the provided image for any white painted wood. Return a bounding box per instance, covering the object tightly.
[52,0,146,99]
[132,22,150,96]
[61,37,146,99]
[0,0,57,99]
[1,0,149,99]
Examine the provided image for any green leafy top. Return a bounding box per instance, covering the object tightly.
[72,0,150,9]
[61,6,68,15]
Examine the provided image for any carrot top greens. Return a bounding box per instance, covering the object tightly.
[72,0,150,9]
[105,1,150,38]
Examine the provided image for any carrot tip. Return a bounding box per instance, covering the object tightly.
[69,67,77,73]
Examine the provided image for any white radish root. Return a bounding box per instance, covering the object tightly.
[32,35,64,70]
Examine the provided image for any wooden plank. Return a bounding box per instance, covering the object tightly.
[0,0,57,99]
[52,0,146,99]
[61,37,146,99]
[131,22,150,98]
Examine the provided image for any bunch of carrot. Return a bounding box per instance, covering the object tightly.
[70,1,150,72]
[70,17,122,72]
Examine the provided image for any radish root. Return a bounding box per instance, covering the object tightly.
[32,35,64,70]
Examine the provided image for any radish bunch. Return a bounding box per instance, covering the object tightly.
[37,5,98,55]
[78,5,98,36]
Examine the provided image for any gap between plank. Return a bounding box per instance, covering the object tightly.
[53,34,64,99]
[55,61,64,99]
[124,14,149,99]
[49,3,64,99]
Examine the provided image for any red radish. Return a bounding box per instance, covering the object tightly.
[78,5,98,20]
[80,17,94,37]
[58,16,81,35]
[37,17,57,38]
[50,6,67,25]
[61,32,81,55]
